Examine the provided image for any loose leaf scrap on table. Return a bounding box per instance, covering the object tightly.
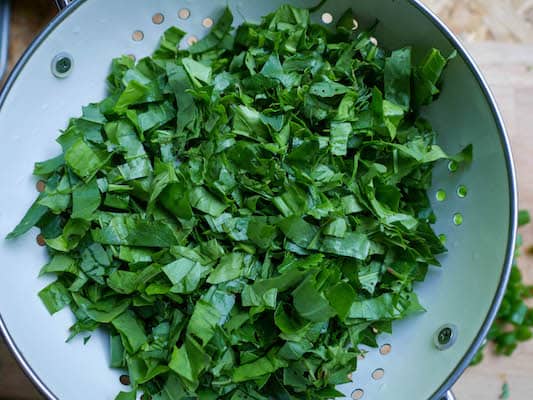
[7,5,470,399]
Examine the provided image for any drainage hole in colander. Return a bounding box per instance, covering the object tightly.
[36,234,46,247]
[132,30,144,42]
[127,54,136,62]
[436,189,446,202]
[457,184,468,198]
[321,12,333,24]
[439,234,447,244]
[453,213,463,226]
[448,160,458,172]
[203,17,214,28]
[351,389,364,399]
[379,343,392,356]
[371,368,385,380]
[152,13,165,25]
[187,36,199,46]
[178,8,191,20]
[36,180,46,193]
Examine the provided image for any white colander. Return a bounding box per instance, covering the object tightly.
[0,1,517,399]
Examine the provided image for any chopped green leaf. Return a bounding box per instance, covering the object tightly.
[38,281,71,315]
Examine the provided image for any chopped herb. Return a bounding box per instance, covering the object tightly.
[500,382,510,400]
[7,5,469,399]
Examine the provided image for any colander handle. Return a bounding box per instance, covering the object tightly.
[53,0,72,10]
[443,391,456,400]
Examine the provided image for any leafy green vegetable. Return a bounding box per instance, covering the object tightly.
[7,198,48,239]
[72,179,101,220]
[38,280,72,314]
[115,391,137,400]
[500,382,510,400]
[112,311,148,353]
[7,5,470,399]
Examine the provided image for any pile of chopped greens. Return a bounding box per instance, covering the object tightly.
[7,5,471,399]
[472,210,533,366]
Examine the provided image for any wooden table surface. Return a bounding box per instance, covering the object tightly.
[1,2,533,400]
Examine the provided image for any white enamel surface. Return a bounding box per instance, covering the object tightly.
[0,1,513,399]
